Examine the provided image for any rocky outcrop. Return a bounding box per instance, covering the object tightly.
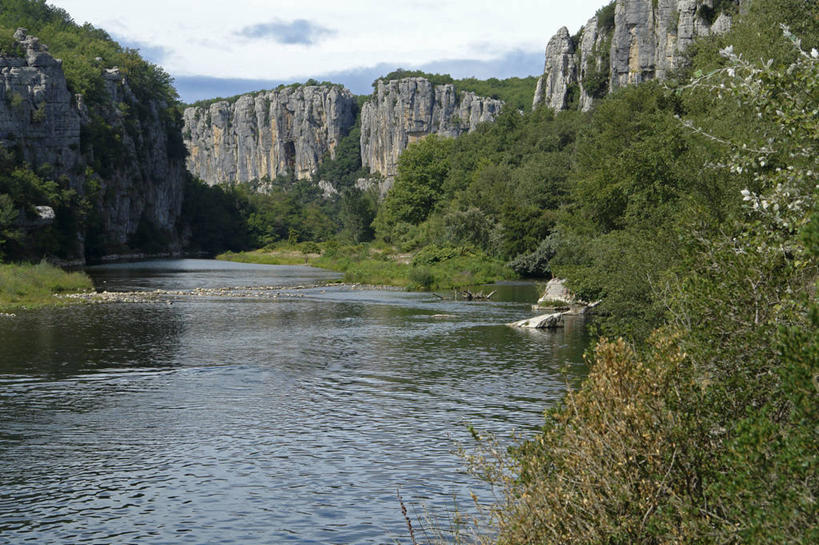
[92,66,186,252]
[537,278,577,306]
[1,29,186,259]
[532,27,578,112]
[360,78,503,177]
[533,0,739,112]
[355,177,393,200]
[533,278,601,315]
[509,312,565,329]
[183,86,356,185]
[0,28,81,173]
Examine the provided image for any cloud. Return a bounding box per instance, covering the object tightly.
[236,19,336,45]
[110,33,172,64]
[173,49,545,103]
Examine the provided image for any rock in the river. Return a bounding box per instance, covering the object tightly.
[360,77,503,177]
[535,278,600,315]
[537,278,576,306]
[183,85,357,184]
[509,312,565,329]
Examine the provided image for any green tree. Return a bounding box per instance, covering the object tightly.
[374,134,453,240]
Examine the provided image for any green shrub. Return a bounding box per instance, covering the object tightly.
[31,102,46,123]
[408,266,435,290]
[411,244,459,266]
[508,234,559,278]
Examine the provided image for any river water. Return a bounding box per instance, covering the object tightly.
[0,259,589,544]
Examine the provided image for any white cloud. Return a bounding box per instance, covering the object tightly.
[50,0,605,80]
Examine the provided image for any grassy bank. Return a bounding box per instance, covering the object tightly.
[217,242,516,290]
[0,262,94,311]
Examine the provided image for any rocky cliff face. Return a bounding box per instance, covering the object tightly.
[0,29,186,259]
[183,86,356,185]
[360,77,503,177]
[0,29,81,175]
[533,0,738,112]
[89,65,186,253]
[532,27,578,112]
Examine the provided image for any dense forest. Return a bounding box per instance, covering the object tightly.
[451,1,816,542]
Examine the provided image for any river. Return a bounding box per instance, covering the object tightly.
[0,259,589,544]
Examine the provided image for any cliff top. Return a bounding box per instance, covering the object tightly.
[185,80,347,110]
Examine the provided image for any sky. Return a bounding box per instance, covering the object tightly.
[50,0,607,103]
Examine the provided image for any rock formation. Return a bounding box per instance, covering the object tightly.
[1,29,186,259]
[182,85,356,185]
[360,77,503,177]
[533,0,739,112]
[532,27,578,112]
[509,312,565,329]
[0,29,81,174]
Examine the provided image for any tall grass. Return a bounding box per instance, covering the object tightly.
[216,243,516,290]
[0,262,93,311]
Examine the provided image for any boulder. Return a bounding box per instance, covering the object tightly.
[509,312,564,329]
[537,278,575,305]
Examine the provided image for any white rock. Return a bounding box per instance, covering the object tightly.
[537,278,575,305]
[509,312,564,329]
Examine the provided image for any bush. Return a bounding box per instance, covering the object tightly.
[408,266,435,290]
[508,234,559,278]
[411,244,459,266]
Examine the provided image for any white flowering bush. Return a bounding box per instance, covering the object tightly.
[682,26,817,251]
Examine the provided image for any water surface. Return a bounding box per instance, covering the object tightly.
[0,259,588,544]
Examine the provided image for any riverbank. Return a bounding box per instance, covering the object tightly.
[217,243,516,290]
[0,262,94,312]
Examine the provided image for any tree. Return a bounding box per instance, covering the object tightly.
[374,134,453,240]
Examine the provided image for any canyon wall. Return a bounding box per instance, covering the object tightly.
[533,0,738,112]
[360,77,503,177]
[182,86,357,185]
[1,29,186,257]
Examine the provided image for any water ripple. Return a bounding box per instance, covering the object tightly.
[0,260,588,544]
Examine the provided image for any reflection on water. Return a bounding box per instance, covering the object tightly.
[0,260,589,544]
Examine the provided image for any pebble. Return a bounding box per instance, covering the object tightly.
[52,282,403,306]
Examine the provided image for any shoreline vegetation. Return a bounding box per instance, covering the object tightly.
[216,242,517,291]
[0,262,93,312]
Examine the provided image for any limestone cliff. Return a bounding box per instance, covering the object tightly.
[1,29,186,259]
[88,64,186,254]
[0,29,80,172]
[182,86,356,185]
[532,27,578,112]
[360,77,503,177]
[533,0,739,112]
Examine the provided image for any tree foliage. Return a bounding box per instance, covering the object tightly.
[461,17,818,545]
